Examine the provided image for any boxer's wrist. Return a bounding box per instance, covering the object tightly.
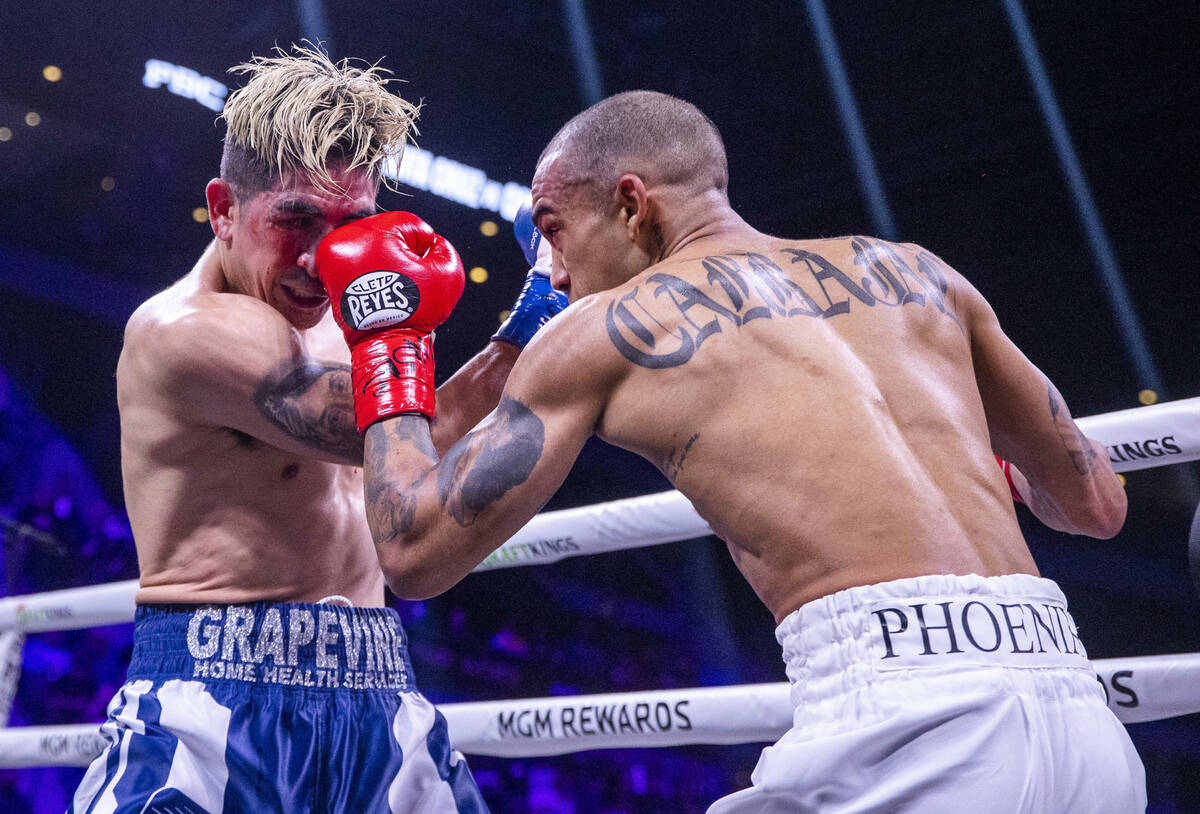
[351,330,436,431]
[995,456,1025,504]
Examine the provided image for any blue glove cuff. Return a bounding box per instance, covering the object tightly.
[513,200,542,268]
[492,269,569,348]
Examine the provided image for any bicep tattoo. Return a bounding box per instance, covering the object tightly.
[437,396,545,527]
[254,361,363,463]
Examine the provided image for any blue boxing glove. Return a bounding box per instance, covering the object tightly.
[492,199,569,348]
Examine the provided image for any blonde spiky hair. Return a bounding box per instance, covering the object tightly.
[219,43,419,196]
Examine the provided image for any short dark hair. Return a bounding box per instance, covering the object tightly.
[219,141,278,200]
[540,90,729,207]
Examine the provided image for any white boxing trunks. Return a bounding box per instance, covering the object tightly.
[707,573,1146,813]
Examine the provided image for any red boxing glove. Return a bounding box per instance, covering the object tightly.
[995,456,1025,504]
[317,211,464,431]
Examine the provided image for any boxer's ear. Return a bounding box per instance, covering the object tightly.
[615,174,649,241]
[206,178,235,241]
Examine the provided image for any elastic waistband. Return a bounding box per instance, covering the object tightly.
[777,573,1091,680]
[129,602,414,692]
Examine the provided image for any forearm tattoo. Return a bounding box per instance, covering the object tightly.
[365,418,435,540]
[1047,380,1098,475]
[364,399,544,543]
[254,361,363,463]
[437,396,545,527]
[605,240,961,368]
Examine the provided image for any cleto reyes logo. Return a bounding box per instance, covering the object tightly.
[340,270,421,330]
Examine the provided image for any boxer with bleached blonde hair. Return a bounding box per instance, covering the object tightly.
[70,45,565,813]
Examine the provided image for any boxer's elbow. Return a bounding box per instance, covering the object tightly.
[383,569,451,602]
[1080,481,1127,539]
[1079,442,1128,539]
[1027,475,1126,539]
[375,530,462,601]
[1059,479,1127,539]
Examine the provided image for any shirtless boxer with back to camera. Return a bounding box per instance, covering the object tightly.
[326,90,1147,812]
[71,45,564,813]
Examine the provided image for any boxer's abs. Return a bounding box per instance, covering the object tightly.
[124,423,383,607]
[598,238,1037,621]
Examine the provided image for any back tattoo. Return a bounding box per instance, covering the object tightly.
[604,238,960,369]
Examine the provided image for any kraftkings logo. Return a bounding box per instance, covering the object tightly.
[340,270,421,330]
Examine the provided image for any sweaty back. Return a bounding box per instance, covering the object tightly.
[592,235,1036,620]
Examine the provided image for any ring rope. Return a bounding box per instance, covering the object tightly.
[0,489,709,635]
[0,630,23,727]
[2,653,1199,768]
[1075,396,1200,472]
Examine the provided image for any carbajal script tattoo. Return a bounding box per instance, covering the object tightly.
[605,240,960,368]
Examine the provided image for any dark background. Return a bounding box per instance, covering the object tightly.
[1,1,1197,810]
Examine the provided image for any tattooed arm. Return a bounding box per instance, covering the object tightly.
[959,270,1125,537]
[129,294,365,464]
[251,334,521,464]
[362,306,613,599]
[428,340,521,455]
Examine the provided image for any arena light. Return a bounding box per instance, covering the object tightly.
[804,0,897,240]
[141,59,228,112]
[383,146,530,222]
[1001,0,1166,399]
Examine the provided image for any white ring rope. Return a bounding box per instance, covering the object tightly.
[2,396,1198,636]
[1076,396,1200,472]
[2,653,1199,768]
[0,630,23,728]
[0,489,709,635]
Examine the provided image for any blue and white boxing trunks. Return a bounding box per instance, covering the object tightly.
[708,573,1147,813]
[70,602,488,813]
